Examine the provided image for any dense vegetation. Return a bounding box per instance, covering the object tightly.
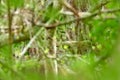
[0,0,120,80]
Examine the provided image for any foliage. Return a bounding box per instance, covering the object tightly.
[0,0,120,80]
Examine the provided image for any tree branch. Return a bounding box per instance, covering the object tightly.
[36,8,120,28]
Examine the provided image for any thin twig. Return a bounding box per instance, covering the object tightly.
[90,0,110,12]
[19,28,44,59]
[61,0,79,17]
